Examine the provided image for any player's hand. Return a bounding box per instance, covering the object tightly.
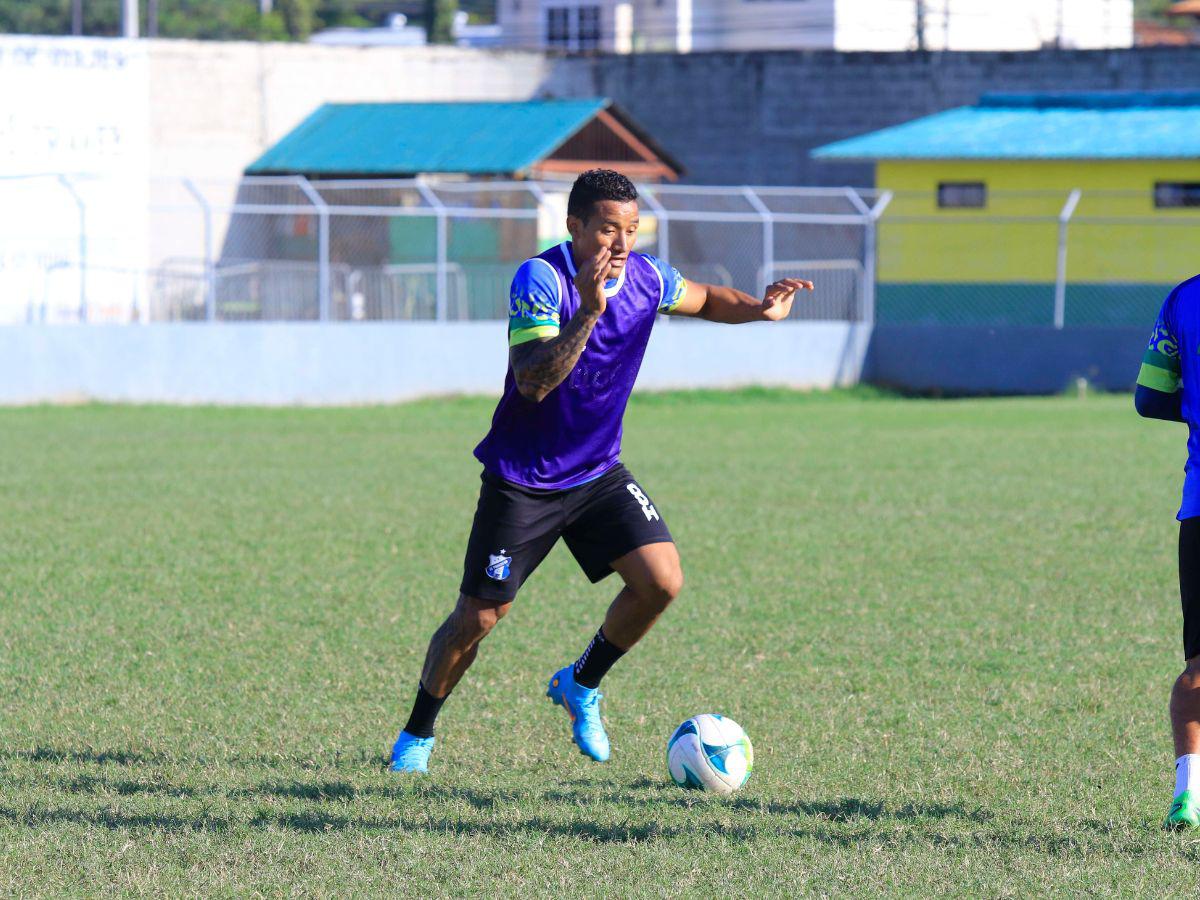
[575,247,611,317]
[760,278,813,321]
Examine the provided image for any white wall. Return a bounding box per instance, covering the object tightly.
[837,0,1135,52]
[0,39,151,324]
[0,35,558,324]
[698,0,836,52]
[145,39,555,181]
[0,321,870,405]
[497,0,1133,52]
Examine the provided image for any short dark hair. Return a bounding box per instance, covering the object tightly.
[567,169,638,222]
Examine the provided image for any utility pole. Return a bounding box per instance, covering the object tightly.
[915,0,926,50]
[122,0,139,38]
[72,0,83,35]
[1054,0,1064,49]
[148,0,158,37]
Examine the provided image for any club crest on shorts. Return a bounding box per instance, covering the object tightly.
[486,550,512,581]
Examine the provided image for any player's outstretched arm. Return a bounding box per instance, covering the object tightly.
[1134,384,1184,422]
[667,278,813,324]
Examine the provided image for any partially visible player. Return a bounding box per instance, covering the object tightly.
[387,169,813,773]
[1134,273,1200,829]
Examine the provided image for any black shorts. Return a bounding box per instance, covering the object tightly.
[1182,517,1200,659]
[459,462,673,603]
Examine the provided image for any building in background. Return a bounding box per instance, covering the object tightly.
[813,91,1200,327]
[495,0,1133,54]
[1165,0,1200,38]
[245,99,680,182]
[233,99,681,321]
[310,12,504,48]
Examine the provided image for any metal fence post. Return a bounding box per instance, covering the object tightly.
[638,186,672,324]
[58,175,87,322]
[183,178,216,321]
[638,186,671,265]
[294,176,331,321]
[864,190,894,325]
[415,180,449,321]
[1054,189,1082,330]
[844,188,873,322]
[743,187,773,299]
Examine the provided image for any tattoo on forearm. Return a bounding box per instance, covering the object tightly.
[510,310,599,399]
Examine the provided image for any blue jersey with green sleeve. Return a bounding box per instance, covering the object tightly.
[1138,275,1200,520]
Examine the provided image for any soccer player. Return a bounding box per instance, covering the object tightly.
[389,169,812,773]
[1135,273,1200,829]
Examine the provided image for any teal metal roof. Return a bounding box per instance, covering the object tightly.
[247,99,610,176]
[813,92,1200,161]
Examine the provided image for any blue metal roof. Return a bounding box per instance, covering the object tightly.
[247,99,610,175]
[812,91,1200,161]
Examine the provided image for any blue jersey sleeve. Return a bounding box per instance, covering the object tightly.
[508,259,562,347]
[1138,289,1183,394]
[641,253,689,313]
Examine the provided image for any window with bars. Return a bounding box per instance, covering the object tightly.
[937,182,987,209]
[1155,182,1200,209]
[578,5,601,49]
[546,7,570,48]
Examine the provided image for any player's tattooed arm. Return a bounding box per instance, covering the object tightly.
[510,246,611,403]
[510,308,601,402]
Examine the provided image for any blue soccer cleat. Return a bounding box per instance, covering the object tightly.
[389,730,435,773]
[546,665,610,762]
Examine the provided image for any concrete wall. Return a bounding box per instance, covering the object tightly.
[565,47,1200,186]
[863,325,1145,395]
[0,36,559,182]
[146,40,561,180]
[0,321,869,405]
[3,321,1150,403]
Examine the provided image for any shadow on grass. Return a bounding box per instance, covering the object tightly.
[0,746,1162,854]
[64,774,199,799]
[6,747,162,767]
[0,746,384,771]
[0,802,1166,856]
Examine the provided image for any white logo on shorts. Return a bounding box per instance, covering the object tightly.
[626,483,660,522]
[486,550,512,581]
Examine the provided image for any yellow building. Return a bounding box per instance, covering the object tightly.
[814,92,1200,326]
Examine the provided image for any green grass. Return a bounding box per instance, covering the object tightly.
[1,391,1196,895]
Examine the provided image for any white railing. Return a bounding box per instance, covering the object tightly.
[0,175,882,325]
[15,176,1186,329]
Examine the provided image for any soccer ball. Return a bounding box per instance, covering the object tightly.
[666,714,753,795]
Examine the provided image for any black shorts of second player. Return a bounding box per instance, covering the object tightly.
[459,462,673,604]
[1181,517,1200,659]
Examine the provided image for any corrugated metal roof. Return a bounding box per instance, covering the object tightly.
[812,91,1200,161]
[246,99,610,175]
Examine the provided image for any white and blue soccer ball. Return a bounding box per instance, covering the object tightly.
[666,714,753,795]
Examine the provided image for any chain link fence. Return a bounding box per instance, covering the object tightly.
[0,175,884,325]
[875,188,1198,328]
[3,175,1191,328]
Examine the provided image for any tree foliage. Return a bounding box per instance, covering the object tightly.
[423,0,456,43]
[0,0,385,40]
[1135,0,1178,23]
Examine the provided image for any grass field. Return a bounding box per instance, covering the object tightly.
[2,390,1197,895]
